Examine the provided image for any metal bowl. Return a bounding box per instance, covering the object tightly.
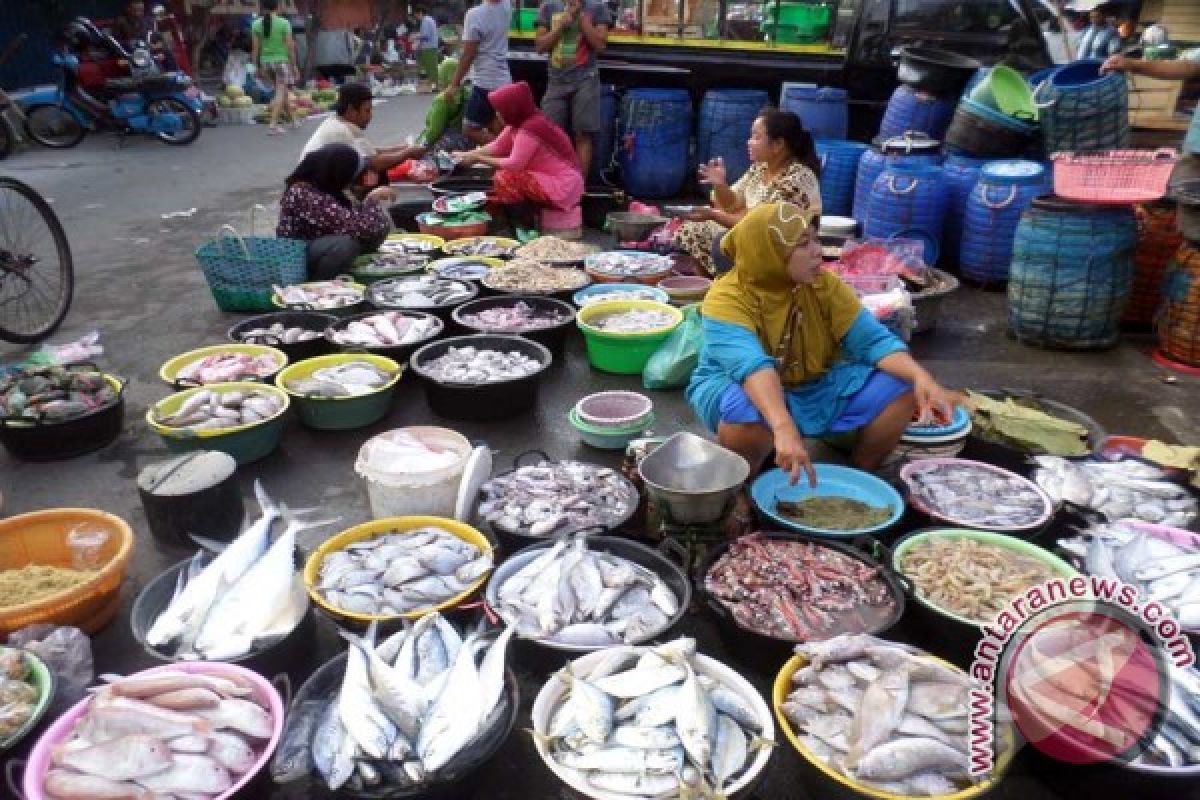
[638,432,750,526]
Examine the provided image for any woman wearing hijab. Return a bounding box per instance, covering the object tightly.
[687,203,960,495]
[452,81,583,229]
[277,144,396,279]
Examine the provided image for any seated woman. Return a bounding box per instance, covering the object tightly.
[675,110,822,275]
[687,203,959,494]
[277,144,395,279]
[452,81,583,232]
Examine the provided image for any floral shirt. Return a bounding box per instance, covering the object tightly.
[276,183,391,244]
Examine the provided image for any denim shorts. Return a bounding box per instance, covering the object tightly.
[464,86,497,129]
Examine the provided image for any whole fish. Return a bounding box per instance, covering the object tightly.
[134,752,233,794]
[339,635,397,759]
[43,770,157,800]
[418,632,485,771]
[51,734,174,781]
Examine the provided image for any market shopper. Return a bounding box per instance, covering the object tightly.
[1075,3,1121,60]
[1102,53,1200,185]
[687,203,959,494]
[443,0,513,146]
[251,0,298,135]
[452,82,584,232]
[302,82,423,172]
[674,110,822,275]
[534,0,611,171]
[278,144,395,278]
[414,7,440,89]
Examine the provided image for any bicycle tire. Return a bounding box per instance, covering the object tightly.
[24,104,85,149]
[151,98,202,146]
[0,177,74,343]
[0,114,15,160]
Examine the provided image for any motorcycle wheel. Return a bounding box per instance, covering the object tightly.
[149,97,201,146]
[24,105,85,149]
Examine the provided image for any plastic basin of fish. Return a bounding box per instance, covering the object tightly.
[751,464,905,538]
[303,516,494,626]
[280,651,519,798]
[451,295,577,358]
[227,311,337,363]
[0,374,126,462]
[410,334,552,422]
[428,255,505,282]
[128,553,316,679]
[19,661,284,800]
[271,280,368,318]
[576,300,683,375]
[899,458,1054,534]
[584,250,674,286]
[485,535,690,654]
[773,649,1016,800]
[0,646,55,753]
[366,277,481,323]
[572,283,669,307]
[532,646,774,800]
[325,310,445,362]
[441,236,520,259]
[158,343,288,390]
[274,354,402,431]
[146,382,291,466]
[569,407,656,450]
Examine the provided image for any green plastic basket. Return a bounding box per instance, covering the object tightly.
[969,66,1037,121]
[195,225,307,313]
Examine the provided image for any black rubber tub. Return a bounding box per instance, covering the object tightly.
[451,295,576,358]
[431,175,493,200]
[697,531,906,673]
[273,649,519,798]
[409,334,552,422]
[943,104,1036,159]
[896,46,982,97]
[325,309,445,362]
[227,311,337,363]
[582,187,627,230]
[387,184,435,232]
[0,374,126,462]
[130,553,317,681]
[137,451,244,549]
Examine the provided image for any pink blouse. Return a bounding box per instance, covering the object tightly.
[485,126,584,211]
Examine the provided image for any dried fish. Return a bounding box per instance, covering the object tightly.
[420,346,542,384]
[443,237,518,258]
[482,259,591,293]
[515,236,598,263]
[479,461,638,537]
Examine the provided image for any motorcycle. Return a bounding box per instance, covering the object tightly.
[13,35,202,148]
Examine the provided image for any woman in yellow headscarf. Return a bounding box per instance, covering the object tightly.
[686,202,959,486]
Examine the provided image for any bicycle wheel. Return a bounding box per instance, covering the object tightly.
[0,114,15,160]
[149,97,201,146]
[24,105,85,149]
[0,177,74,343]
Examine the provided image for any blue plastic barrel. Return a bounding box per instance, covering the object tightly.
[878,85,956,141]
[941,153,991,266]
[589,84,619,184]
[815,139,868,217]
[618,88,694,199]
[864,163,948,263]
[960,160,1046,283]
[697,89,769,184]
[1034,60,1129,153]
[781,86,849,140]
[852,134,943,223]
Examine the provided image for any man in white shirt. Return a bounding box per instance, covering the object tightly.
[301,82,420,172]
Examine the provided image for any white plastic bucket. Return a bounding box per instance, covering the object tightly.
[355,426,471,519]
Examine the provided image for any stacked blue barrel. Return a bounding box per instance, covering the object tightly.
[864,162,948,266]
[815,139,868,217]
[697,89,770,184]
[852,133,943,225]
[960,160,1046,284]
[781,84,849,140]
[618,88,693,198]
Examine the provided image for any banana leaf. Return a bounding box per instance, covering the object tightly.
[967,390,1090,457]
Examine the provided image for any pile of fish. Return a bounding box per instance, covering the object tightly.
[537,638,769,797]
[380,237,438,255]
[458,301,571,332]
[154,388,285,430]
[515,236,597,263]
[1136,665,1200,769]
[585,251,673,277]
[431,258,494,280]
[705,534,897,642]
[482,259,591,293]
[328,312,439,349]
[1032,456,1197,528]
[146,483,324,660]
[233,322,323,346]
[903,460,1049,529]
[0,648,38,741]
[434,192,488,214]
[369,276,475,309]
[420,346,542,384]
[354,252,429,275]
[1059,522,1200,629]
[274,281,364,310]
[0,366,117,422]
[285,361,394,398]
[781,635,983,796]
[577,287,665,306]
[491,536,679,647]
[174,351,281,385]
[40,669,272,799]
[273,613,514,792]
[445,238,517,258]
[899,536,1061,624]
[587,308,677,333]
[479,461,638,537]
[314,526,493,617]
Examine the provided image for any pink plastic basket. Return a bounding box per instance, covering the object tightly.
[19,662,284,800]
[1051,149,1179,205]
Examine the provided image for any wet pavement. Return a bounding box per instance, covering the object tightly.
[2,95,1200,799]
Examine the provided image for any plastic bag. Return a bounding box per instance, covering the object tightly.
[643,304,702,390]
[26,331,103,367]
[7,625,92,715]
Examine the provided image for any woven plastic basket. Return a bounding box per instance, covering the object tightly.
[1051,149,1178,205]
[195,225,307,312]
[1158,241,1200,367]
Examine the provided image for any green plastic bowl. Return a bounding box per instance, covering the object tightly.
[147,382,290,465]
[569,407,656,450]
[969,65,1037,121]
[576,300,683,375]
[275,354,403,431]
[0,646,55,752]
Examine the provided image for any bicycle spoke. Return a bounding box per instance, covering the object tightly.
[0,178,72,340]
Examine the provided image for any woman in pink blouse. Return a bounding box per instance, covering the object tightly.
[452,81,583,229]
[277,144,395,279]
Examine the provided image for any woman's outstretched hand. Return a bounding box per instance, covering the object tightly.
[775,424,816,488]
[913,374,961,426]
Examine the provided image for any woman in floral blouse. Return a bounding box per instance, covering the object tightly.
[674,110,822,275]
[277,144,395,279]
